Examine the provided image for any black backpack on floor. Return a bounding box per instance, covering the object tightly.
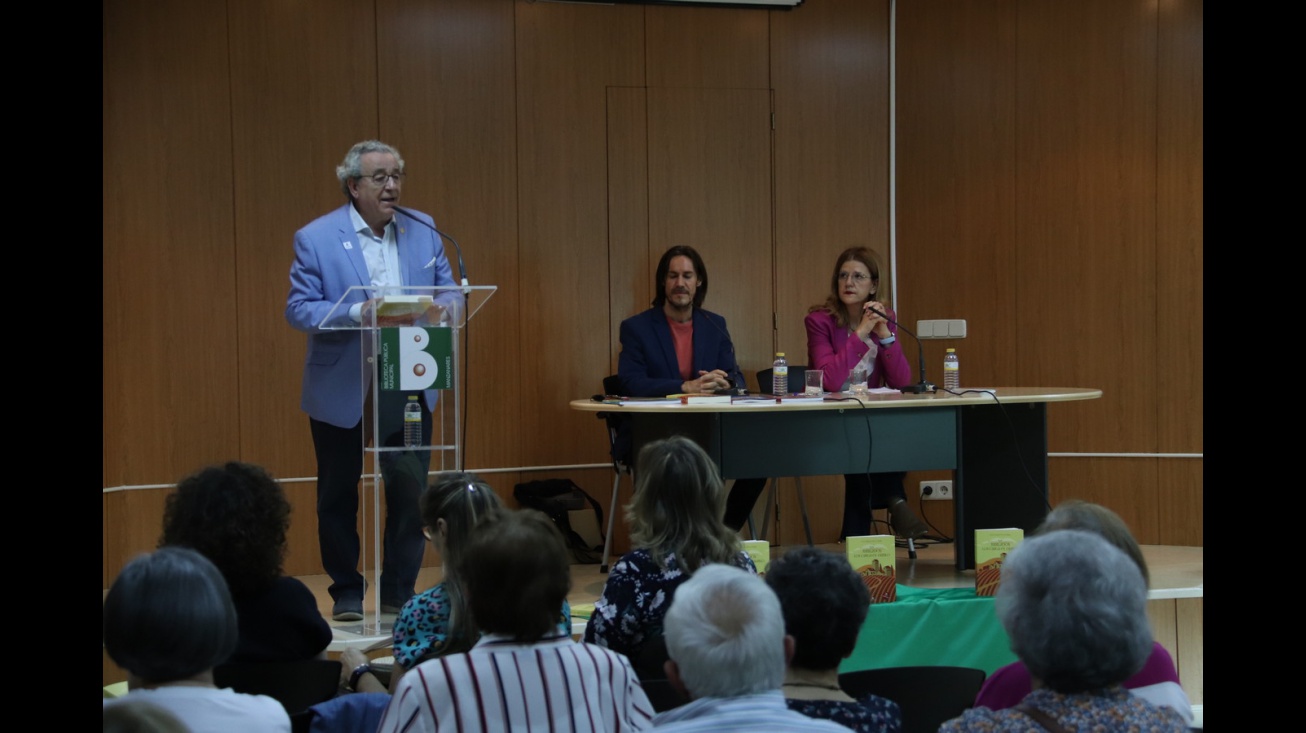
[513,479,605,564]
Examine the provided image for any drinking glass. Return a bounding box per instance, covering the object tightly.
[805,369,824,396]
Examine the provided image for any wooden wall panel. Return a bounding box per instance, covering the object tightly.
[646,6,770,90]
[1157,0,1203,454]
[1048,458,1162,544]
[102,0,239,489]
[378,0,520,480]
[1014,0,1158,453]
[895,0,1018,393]
[607,88,652,374]
[515,3,645,477]
[103,0,239,584]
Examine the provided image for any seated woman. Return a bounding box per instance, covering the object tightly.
[103,547,291,733]
[766,547,903,733]
[161,462,331,664]
[584,435,757,671]
[378,509,652,732]
[972,500,1191,722]
[342,471,569,693]
[939,531,1188,732]
[804,247,927,540]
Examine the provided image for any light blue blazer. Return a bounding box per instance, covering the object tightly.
[285,204,456,428]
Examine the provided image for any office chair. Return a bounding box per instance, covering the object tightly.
[596,374,634,573]
[838,666,986,733]
[212,658,343,716]
[752,366,814,546]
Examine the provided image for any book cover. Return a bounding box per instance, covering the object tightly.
[742,540,770,576]
[974,528,1024,596]
[672,393,733,404]
[845,534,897,603]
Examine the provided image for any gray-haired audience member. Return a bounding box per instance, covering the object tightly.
[652,564,851,732]
[103,546,291,733]
[766,547,902,733]
[939,530,1188,732]
[377,509,653,733]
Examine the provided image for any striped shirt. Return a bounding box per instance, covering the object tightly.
[377,633,655,733]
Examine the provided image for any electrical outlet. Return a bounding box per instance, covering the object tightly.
[920,480,953,501]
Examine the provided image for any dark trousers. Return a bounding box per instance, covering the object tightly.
[721,477,770,531]
[309,390,433,606]
[840,471,907,539]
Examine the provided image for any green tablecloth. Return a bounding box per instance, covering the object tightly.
[840,586,1017,675]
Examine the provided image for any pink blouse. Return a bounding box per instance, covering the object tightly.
[804,308,912,391]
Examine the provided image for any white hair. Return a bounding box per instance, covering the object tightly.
[663,564,785,698]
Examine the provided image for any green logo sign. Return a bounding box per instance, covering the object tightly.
[379,327,453,391]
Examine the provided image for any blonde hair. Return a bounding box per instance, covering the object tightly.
[626,436,741,573]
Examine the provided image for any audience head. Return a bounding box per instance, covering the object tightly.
[652,245,709,309]
[458,509,571,641]
[765,547,868,671]
[336,139,405,196]
[1038,499,1149,585]
[160,461,290,596]
[416,471,505,656]
[627,435,739,572]
[996,529,1151,693]
[663,564,788,699]
[103,546,239,685]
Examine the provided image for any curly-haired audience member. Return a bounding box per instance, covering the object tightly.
[766,547,902,732]
[160,461,331,664]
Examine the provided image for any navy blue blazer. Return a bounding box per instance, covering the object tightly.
[616,307,740,397]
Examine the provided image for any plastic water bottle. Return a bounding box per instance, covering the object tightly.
[943,348,960,392]
[772,352,789,395]
[403,396,423,447]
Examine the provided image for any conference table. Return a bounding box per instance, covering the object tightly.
[569,387,1101,569]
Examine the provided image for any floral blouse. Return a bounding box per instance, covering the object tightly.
[939,687,1189,732]
[583,548,757,660]
[786,694,903,733]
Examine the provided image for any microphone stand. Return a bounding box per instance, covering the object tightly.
[869,307,936,394]
[393,205,470,295]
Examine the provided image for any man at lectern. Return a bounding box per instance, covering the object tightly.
[285,140,457,621]
[616,245,767,532]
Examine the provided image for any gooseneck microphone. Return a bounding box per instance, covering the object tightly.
[867,306,936,394]
[393,205,469,292]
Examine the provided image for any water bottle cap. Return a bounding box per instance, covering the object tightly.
[408,395,419,400]
[776,352,785,357]
[946,348,956,353]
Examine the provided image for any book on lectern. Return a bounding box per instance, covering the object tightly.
[975,528,1024,596]
[742,540,770,576]
[845,534,897,603]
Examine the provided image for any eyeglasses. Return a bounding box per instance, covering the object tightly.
[838,272,875,283]
[360,171,405,186]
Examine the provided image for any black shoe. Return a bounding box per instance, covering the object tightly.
[888,499,929,540]
[332,598,364,622]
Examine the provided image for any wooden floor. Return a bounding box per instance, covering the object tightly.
[305,540,1203,650]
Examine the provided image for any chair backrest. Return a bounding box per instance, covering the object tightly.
[756,365,809,395]
[213,659,343,716]
[838,666,986,733]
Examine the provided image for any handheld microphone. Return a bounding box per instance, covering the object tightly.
[867,306,936,394]
[393,205,470,292]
